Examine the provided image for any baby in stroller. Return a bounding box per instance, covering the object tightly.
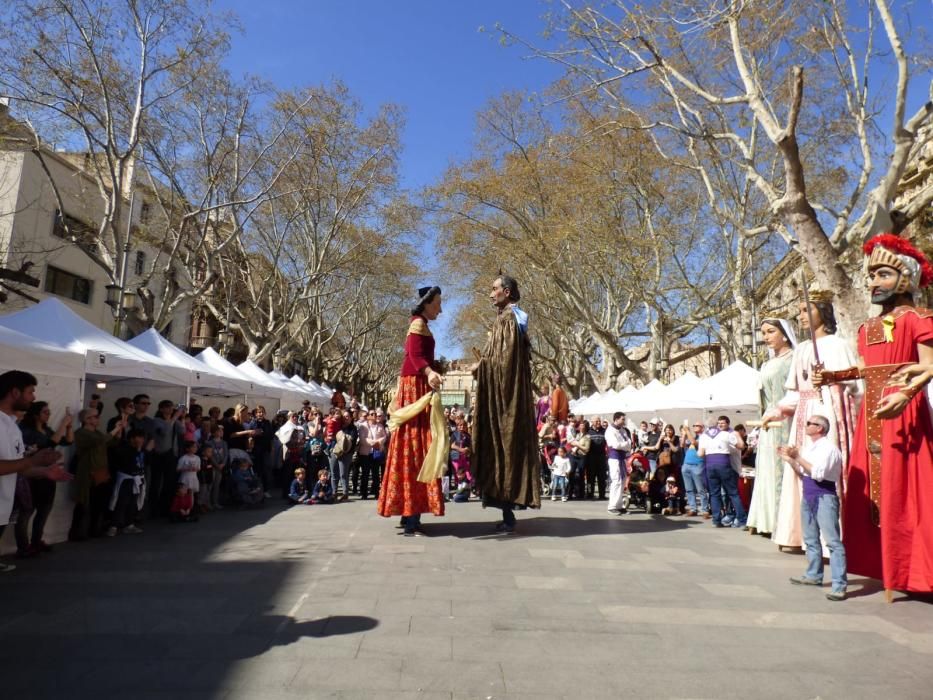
[624,452,650,512]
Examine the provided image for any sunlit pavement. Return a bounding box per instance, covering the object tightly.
[1,497,931,699]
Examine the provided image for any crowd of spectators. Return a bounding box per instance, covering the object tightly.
[0,369,394,572]
[2,366,761,573]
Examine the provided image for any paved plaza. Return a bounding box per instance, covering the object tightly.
[1,498,931,699]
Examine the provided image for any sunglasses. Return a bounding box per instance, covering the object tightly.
[805,421,823,428]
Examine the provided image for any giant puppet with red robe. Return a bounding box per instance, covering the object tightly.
[817,234,933,599]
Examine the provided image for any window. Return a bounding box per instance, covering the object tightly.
[44,265,92,304]
[134,250,146,275]
[52,210,98,254]
[139,202,151,224]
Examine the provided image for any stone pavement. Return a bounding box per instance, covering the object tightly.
[1,497,931,699]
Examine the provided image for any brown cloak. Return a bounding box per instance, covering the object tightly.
[473,306,541,508]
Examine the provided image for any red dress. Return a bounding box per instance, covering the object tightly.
[376,316,445,518]
[844,307,933,591]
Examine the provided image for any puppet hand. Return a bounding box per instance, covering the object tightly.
[874,392,910,420]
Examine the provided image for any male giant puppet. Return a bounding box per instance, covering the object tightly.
[816,234,933,600]
[472,274,540,533]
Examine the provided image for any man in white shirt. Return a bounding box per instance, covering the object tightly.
[0,371,71,572]
[605,412,633,515]
[698,415,747,528]
[778,413,847,601]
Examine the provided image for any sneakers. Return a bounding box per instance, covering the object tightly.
[494,522,515,534]
[661,508,672,515]
[123,524,143,534]
[106,526,118,537]
[826,590,847,601]
[607,508,622,515]
[561,496,568,502]
[551,496,557,501]
[789,576,822,586]
[0,561,16,573]
[687,510,698,516]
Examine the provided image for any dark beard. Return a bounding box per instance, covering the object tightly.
[870,288,897,304]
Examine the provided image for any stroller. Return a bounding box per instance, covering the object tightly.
[539,440,558,497]
[623,452,650,512]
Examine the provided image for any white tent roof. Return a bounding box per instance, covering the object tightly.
[702,361,761,410]
[0,298,188,384]
[290,374,331,403]
[0,325,86,379]
[196,349,279,399]
[242,363,309,407]
[625,379,667,413]
[126,329,250,396]
[655,372,706,410]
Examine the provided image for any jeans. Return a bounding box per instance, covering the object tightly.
[585,456,607,498]
[606,457,628,511]
[568,455,586,499]
[647,458,658,478]
[150,451,176,517]
[359,454,381,498]
[402,513,421,533]
[707,466,746,525]
[329,453,351,495]
[549,474,568,497]
[681,462,709,513]
[801,493,847,593]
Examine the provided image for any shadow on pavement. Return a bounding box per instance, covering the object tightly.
[425,513,691,539]
[0,503,383,696]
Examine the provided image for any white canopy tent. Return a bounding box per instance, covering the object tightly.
[289,374,331,404]
[699,360,762,420]
[0,324,86,380]
[127,329,251,397]
[0,298,189,386]
[196,349,280,412]
[244,364,309,409]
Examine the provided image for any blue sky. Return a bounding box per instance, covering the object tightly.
[215,0,563,357]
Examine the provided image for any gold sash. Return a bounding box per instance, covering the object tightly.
[388,391,450,483]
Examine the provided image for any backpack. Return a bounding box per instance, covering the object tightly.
[332,430,351,458]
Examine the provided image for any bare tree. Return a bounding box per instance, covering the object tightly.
[500,0,933,339]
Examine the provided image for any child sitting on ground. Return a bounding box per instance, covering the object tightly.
[289,467,311,505]
[310,468,335,504]
[549,445,571,502]
[177,440,201,503]
[452,466,472,503]
[232,458,264,505]
[170,483,197,522]
[662,475,682,515]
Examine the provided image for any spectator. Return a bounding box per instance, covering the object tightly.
[204,425,228,510]
[176,440,201,504]
[331,386,346,411]
[18,401,74,555]
[567,420,590,501]
[585,419,607,499]
[106,397,134,433]
[288,467,311,504]
[245,405,274,498]
[231,457,263,506]
[70,408,124,540]
[151,400,184,517]
[636,420,649,449]
[311,468,335,504]
[549,445,571,502]
[128,394,157,443]
[0,371,71,573]
[198,444,214,513]
[169,483,197,522]
[647,467,669,513]
[225,404,257,452]
[778,414,847,601]
[681,422,710,518]
[333,410,358,501]
[662,475,682,515]
[642,418,662,476]
[698,416,747,529]
[107,428,149,536]
[358,409,388,500]
[605,411,633,515]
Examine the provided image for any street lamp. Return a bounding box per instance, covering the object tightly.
[105,283,121,308]
[741,329,753,350]
[217,328,233,351]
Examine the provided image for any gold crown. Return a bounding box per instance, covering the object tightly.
[808,289,834,304]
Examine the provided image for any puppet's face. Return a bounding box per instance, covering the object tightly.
[489,278,510,308]
[761,322,788,352]
[868,265,901,304]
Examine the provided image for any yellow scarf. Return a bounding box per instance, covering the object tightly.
[388,391,450,483]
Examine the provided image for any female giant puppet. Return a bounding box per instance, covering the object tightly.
[816,234,933,600]
[377,286,446,536]
[763,290,861,552]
